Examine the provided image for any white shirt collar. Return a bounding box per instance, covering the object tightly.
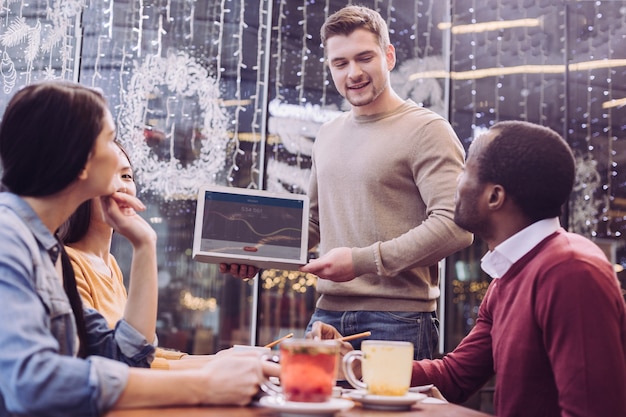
[480,217,561,278]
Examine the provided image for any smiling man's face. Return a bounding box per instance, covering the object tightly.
[326,29,395,116]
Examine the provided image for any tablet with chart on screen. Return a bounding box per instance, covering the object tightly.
[192,185,310,271]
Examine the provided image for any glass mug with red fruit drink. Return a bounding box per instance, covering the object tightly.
[260,339,340,402]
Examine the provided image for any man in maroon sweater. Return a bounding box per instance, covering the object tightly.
[310,120,626,417]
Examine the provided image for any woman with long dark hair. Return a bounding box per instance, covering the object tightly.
[0,81,275,417]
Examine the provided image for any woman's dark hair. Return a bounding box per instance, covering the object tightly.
[0,81,109,358]
[60,245,89,358]
[0,81,108,196]
[476,120,576,222]
[58,200,93,245]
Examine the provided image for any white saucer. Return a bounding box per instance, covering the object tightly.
[258,396,354,416]
[343,390,427,410]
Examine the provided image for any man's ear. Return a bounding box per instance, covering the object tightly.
[487,184,506,210]
[386,44,396,71]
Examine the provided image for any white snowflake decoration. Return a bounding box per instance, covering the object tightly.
[116,52,229,200]
[0,0,86,89]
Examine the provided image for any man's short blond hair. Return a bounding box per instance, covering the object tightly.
[321,5,390,52]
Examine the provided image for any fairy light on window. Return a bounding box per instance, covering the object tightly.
[320,0,330,107]
[270,0,287,173]
[225,0,248,185]
[492,0,502,121]
[103,0,113,39]
[92,36,106,85]
[384,2,394,33]
[131,0,147,57]
[583,1,610,235]
[518,1,530,121]
[538,4,548,124]
[567,3,599,238]
[422,0,433,58]
[296,1,309,106]
[187,2,195,44]
[611,3,626,237]
[90,0,113,85]
[449,3,461,134]
[248,0,272,189]
[411,1,419,58]
[470,1,478,132]
[603,2,618,238]
[273,0,286,103]
[214,0,227,84]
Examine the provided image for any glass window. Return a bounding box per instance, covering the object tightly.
[1,0,624,359]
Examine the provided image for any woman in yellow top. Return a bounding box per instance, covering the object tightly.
[59,143,201,368]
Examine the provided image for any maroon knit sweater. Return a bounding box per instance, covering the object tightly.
[412,230,626,417]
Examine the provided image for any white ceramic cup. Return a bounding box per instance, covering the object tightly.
[342,340,413,396]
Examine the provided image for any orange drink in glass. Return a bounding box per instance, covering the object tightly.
[279,339,339,402]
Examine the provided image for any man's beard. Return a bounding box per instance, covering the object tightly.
[345,80,385,107]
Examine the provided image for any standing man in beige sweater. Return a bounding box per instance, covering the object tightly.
[301,4,472,359]
[223,5,472,360]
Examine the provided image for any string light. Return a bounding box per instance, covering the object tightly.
[585,2,597,233]
[423,0,433,57]
[91,36,105,84]
[470,1,477,133]
[103,0,113,38]
[132,0,146,57]
[320,0,330,107]
[604,1,618,238]
[384,2,394,35]
[215,0,226,84]
[297,1,309,106]
[225,0,247,186]
[538,4,548,124]
[273,0,287,103]
[412,1,420,56]
[494,0,502,122]
[517,0,528,121]
[248,0,272,189]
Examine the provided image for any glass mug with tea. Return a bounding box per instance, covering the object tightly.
[260,339,340,402]
[342,340,413,396]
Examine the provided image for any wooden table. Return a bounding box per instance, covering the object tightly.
[106,400,493,417]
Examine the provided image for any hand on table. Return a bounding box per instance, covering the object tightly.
[200,350,279,406]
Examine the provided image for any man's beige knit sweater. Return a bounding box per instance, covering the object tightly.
[308,100,473,312]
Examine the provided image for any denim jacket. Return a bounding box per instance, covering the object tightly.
[0,193,155,417]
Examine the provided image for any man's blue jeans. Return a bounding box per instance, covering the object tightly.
[305,308,440,360]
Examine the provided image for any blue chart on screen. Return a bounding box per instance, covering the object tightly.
[192,185,309,271]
